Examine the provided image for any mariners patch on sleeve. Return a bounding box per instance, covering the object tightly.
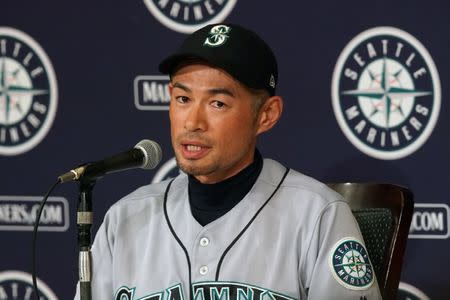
[328,237,374,290]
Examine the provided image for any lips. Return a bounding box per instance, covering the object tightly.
[180,141,211,159]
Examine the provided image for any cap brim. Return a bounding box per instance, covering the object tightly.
[159,53,214,75]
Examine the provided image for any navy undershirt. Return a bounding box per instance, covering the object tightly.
[188,150,263,226]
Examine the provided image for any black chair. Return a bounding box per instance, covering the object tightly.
[327,183,414,300]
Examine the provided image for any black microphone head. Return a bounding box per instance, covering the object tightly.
[134,140,162,169]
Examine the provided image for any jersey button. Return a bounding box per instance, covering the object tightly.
[199,265,209,275]
[200,237,209,247]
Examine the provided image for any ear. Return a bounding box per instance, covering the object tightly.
[256,95,283,135]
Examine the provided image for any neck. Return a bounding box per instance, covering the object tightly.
[193,149,256,184]
[188,149,264,225]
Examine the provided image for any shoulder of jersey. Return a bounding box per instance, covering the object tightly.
[108,176,182,215]
[263,159,344,205]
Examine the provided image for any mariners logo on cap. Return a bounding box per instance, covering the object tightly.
[0,27,58,156]
[332,27,441,160]
[204,25,231,47]
[329,238,374,290]
[143,0,237,34]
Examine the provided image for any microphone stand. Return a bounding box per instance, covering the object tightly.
[77,178,96,300]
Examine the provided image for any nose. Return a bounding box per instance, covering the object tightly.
[185,103,207,132]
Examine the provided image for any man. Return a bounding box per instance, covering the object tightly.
[75,24,381,299]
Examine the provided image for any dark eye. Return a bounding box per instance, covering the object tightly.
[211,100,226,108]
[176,96,189,103]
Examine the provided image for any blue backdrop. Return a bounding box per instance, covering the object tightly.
[1,1,448,299]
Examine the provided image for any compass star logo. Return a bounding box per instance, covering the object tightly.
[332,27,441,160]
[329,238,374,290]
[143,0,237,34]
[0,270,58,299]
[0,27,57,156]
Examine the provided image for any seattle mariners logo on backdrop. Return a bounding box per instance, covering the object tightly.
[0,27,58,156]
[332,27,440,160]
[152,157,183,183]
[397,282,430,300]
[143,0,237,33]
[0,270,58,299]
[329,238,374,290]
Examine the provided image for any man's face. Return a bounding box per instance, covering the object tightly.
[169,63,263,184]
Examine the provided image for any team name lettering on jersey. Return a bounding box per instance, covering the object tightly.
[114,282,297,300]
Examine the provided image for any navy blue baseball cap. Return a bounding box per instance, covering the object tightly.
[159,23,278,96]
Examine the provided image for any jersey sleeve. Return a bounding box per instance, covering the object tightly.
[74,209,115,300]
[301,200,382,299]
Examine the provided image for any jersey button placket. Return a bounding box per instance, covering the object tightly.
[193,234,214,280]
[199,237,210,275]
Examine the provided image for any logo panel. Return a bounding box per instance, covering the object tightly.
[409,203,449,239]
[332,27,440,160]
[151,157,182,183]
[397,282,430,300]
[0,27,58,156]
[0,196,69,232]
[329,237,374,290]
[143,0,237,33]
[134,75,170,111]
[0,270,58,300]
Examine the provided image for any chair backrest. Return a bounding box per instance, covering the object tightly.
[327,183,414,300]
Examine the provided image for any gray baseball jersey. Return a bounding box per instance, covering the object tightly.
[74,159,381,299]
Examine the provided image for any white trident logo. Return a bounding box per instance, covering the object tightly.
[203,25,231,47]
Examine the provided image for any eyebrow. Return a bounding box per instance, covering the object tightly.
[172,82,191,92]
[172,82,235,98]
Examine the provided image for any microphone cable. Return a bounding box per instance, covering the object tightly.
[32,179,62,300]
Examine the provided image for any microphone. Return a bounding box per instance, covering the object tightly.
[58,139,162,183]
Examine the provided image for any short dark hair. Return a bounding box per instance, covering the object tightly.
[250,88,270,115]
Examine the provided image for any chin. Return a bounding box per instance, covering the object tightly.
[180,165,214,177]
[175,157,210,177]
